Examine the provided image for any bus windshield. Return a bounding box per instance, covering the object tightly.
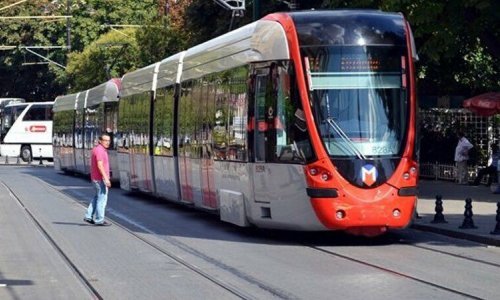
[1,104,28,139]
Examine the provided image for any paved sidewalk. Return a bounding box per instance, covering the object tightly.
[414,179,500,246]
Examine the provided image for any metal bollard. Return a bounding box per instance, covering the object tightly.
[16,156,20,164]
[431,195,447,223]
[38,148,43,166]
[459,197,477,229]
[490,202,500,235]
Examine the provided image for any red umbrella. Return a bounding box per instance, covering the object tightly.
[463,92,500,116]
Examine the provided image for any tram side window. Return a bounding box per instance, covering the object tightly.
[75,109,84,149]
[274,62,314,163]
[153,87,174,156]
[179,80,202,158]
[117,95,130,153]
[104,102,118,150]
[132,92,151,155]
[115,98,129,153]
[203,77,216,160]
[211,66,248,162]
[189,79,204,159]
[227,75,248,161]
[84,104,103,149]
[117,92,151,154]
[53,110,73,147]
[213,78,229,160]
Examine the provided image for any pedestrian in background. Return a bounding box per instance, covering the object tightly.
[472,142,499,186]
[454,131,473,185]
[84,133,112,226]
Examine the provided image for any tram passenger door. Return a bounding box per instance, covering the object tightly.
[252,66,277,204]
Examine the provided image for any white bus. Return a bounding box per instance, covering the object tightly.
[0,101,54,161]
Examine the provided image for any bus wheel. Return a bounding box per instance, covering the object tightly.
[20,145,32,162]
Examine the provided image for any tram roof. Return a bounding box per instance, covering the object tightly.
[53,93,79,112]
[121,18,289,96]
[156,52,185,90]
[120,62,159,97]
[86,78,121,107]
[182,19,289,81]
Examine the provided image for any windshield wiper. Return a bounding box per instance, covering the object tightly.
[325,117,366,160]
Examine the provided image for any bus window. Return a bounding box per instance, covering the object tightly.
[23,104,53,121]
[1,104,28,133]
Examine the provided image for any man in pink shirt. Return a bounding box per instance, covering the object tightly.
[84,133,112,226]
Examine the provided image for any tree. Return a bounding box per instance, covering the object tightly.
[320,0,499,96]
[185,0,499,97]
[0,0,158,100]
[135,16,188,66]
[0,0,68,100]
[65,28,139,91]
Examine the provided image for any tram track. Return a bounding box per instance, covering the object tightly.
[31,177,298,300]
[304,242,491,300]
[1,181,103,300]
[8,172,498,299]
[404,240,500,268]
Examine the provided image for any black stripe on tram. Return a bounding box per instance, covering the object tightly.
[306,188,338,198]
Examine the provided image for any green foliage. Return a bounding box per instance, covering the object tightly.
[0,0,157,99]
[1,0,498,101]
[320,0,500,96]
[0,0,68,100]
[68,0,157,52]
[183,0,324,47]
[65,28,139,91]
[135,16,188,66]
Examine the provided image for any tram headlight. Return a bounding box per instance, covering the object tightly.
[409,167,417,174]
[336,210,346,219]
[393,209,401,217]
[309,168,318,176]
[321,172,330,181]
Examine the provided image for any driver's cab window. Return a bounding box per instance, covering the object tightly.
[252,62,314,163]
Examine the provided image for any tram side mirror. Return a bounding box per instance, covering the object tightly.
[294,109,307,132]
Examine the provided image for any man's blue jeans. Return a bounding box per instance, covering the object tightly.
[85,180,108,224]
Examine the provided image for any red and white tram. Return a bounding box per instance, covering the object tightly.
[55,10,419,236]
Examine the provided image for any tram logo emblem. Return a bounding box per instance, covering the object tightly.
[360,164,377,186]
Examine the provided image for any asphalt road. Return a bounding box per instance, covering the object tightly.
[1,166,500,299]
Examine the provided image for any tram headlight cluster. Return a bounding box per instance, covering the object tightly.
[309,167,331,181]
[403,166,418,180]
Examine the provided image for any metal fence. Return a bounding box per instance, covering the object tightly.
[419,108,498,166]
[419,162,488,184]
[418,108,500,184]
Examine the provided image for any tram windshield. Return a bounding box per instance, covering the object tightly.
[306,45,407,158]
[293,12,409,158]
